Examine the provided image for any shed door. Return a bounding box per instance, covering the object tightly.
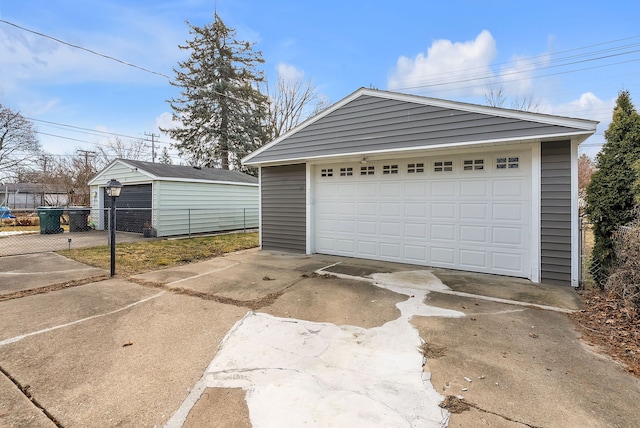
[313,151,532,278]
[104,184,152,233]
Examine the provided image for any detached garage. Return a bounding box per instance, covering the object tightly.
[243,88,598,286]
[89,159,258,237]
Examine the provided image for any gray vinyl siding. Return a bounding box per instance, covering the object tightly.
[261,164,306,252]
[250,95,581,163]
[541,141,571,285]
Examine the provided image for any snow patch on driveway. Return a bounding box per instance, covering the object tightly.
[203,269,464,427]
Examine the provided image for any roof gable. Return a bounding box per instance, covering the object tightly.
[243,88,598,165]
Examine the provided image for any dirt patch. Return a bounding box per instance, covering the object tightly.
[322,264,388,277]
[420,342,447,359]
[570,289,640,377]
[129,276,304,310]
[0,275,109,302]
[439,395,472,413]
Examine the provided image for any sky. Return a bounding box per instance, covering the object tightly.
[1,0,639,165]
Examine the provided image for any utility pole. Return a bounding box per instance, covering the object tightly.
[76,149,97,168]
[145,132,159,163]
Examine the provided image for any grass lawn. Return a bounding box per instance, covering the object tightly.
[59,232,259,276]
[0,224,70,232]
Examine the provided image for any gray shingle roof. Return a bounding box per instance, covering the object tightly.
[117,159,258,184]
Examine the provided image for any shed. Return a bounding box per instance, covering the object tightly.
[88,159,258,237]
[243,88,599,286]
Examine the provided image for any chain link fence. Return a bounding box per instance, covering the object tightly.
[0,207,258,257]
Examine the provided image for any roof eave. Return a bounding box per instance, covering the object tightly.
[244,130,596,167]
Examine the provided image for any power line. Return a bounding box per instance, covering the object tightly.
[0,19,171,80]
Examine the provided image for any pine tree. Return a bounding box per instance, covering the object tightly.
[162,13,269,172]
[585,90,640,287]
[159,147,172,165]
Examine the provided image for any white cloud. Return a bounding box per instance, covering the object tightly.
[276,63,305,84]
[0,11,184,95]
[388,30,497,97]
[550,92,616,158]
[156,112,180,134]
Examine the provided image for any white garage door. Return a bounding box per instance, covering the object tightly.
[313,151,531,278]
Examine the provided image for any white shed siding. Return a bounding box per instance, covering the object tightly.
[91,162,151,185]
[154,181,259,236]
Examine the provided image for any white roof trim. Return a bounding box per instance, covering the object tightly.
[242,87,598,165]
[88,159,257,187]
[244,129,595,166]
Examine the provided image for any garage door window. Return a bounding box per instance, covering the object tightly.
[321,168,334,177]
[434,161,453,172]
[496,157,519,169]
[382,164,399,175]
[463,159,484,171]
[407,163,424,173]
[340,167,353,176]
[360,166,375,175]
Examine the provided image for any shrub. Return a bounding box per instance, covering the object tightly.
[606,220,640,317]
[16,216,39,226]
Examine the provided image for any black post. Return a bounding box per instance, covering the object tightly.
[110,200,116,276]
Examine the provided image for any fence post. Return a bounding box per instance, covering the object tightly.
[188,208,191,238]
[243,208,246,233]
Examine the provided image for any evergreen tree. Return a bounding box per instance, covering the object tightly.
[585,90,640,287]
[162,13,268,172]
[159,147,172,165]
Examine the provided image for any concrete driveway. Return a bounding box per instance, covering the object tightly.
[0,250,638,427]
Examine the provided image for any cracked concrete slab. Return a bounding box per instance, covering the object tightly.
[413,292,640,427]
[0,372,56,428]
[0,252,107,295]
[196,269,464,427]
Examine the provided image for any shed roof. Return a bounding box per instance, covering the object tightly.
[243,88,598,166]
[89,159,258,186]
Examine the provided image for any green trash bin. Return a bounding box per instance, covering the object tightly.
[37,207,64,234]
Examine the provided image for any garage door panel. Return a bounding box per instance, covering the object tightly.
[358,221,377,235]
[404,182,428,197]
[492,203,525,221]
[460,203,488,220]
[493,179,526,197]
[380,202,401,216]
[404,202,427,217]
[432,247,455,265]
[337,183,357,197]
[314,151,531,278]
[459,249,487,268]
[380,242,401,259]
[431,224,455,241]
[316,237,336,253]
[358,202,377,215]
[461,180,488,197]
[404,245,427,262]
[357,240,377,256]
[380,182,402,197]
[337,219,356,233]
[380,221,401,237]
[358,183,377,197]
[405,223,427,238]
[459,225,487,243]
[493,227,523,246]
[337,239,356,253]
[492,252,524,273]
[431,203,455,219]
[338,202,356,215]
[431,181,457,197]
